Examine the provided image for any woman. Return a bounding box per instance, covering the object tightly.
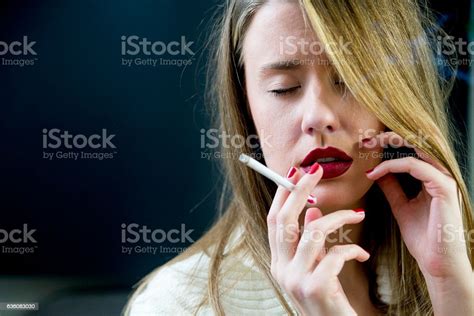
[125,0,474,315]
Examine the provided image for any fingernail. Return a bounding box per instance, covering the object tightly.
[365,168,374,174]
[309,162,320,174]
[307,194,317,204]
[287,166,297,178]
[354,208,365,214]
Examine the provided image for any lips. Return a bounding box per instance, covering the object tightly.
[300,146,353,179]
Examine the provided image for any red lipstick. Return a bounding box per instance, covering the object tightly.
[300,146,353,179]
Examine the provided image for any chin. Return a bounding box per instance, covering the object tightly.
[312,188,362,209]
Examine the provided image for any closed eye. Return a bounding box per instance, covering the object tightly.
[268,85,301,96]
[333,79,348,97]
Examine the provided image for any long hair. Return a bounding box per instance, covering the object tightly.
[124,0,474,315]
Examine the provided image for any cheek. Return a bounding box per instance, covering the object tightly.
[247,105,300,176]
[247,96,298,154]
[252,110,296,173]
[345,107,385,172]
[352,117,385,171]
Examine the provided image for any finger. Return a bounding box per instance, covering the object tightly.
[276,162,323,263]
[312,244,370,279]
[268,166,303,267]
[294,209,366,271]
[304,207,323,226]
[268,166,303,223]
[375,173,407,212]
[366,157,455,199]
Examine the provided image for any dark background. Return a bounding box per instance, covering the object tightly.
[0,0,471,315]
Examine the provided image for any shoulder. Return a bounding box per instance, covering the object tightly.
[128,252,213,315]
[127,225,296,315]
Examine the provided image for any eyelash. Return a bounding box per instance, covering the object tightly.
[269,86,301,96]
[268,80,346,97]
[333,79,348,97]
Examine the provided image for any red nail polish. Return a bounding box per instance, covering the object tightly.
[354,208,365,213]
[365,168,374,174]
[307,194,317,204]
[287,166,297,178]
[309,162,320,174]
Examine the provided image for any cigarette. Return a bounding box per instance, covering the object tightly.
[239,153,296,191]
[239,154,318,205]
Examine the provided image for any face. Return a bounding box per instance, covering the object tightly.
[242,1,385,212]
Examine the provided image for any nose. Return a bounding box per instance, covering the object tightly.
[301,88,340,136]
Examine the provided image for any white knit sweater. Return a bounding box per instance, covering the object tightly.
[129,225,393,315]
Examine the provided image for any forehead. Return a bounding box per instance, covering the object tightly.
[242,1,327,65]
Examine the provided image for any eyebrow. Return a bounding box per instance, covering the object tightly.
[259,60,304,72]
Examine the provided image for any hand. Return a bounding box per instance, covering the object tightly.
[363,131,470,276]
[363,131,473,315]
[267,163,369,316]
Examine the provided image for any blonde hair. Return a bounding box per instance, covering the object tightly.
[124,0,473,315]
